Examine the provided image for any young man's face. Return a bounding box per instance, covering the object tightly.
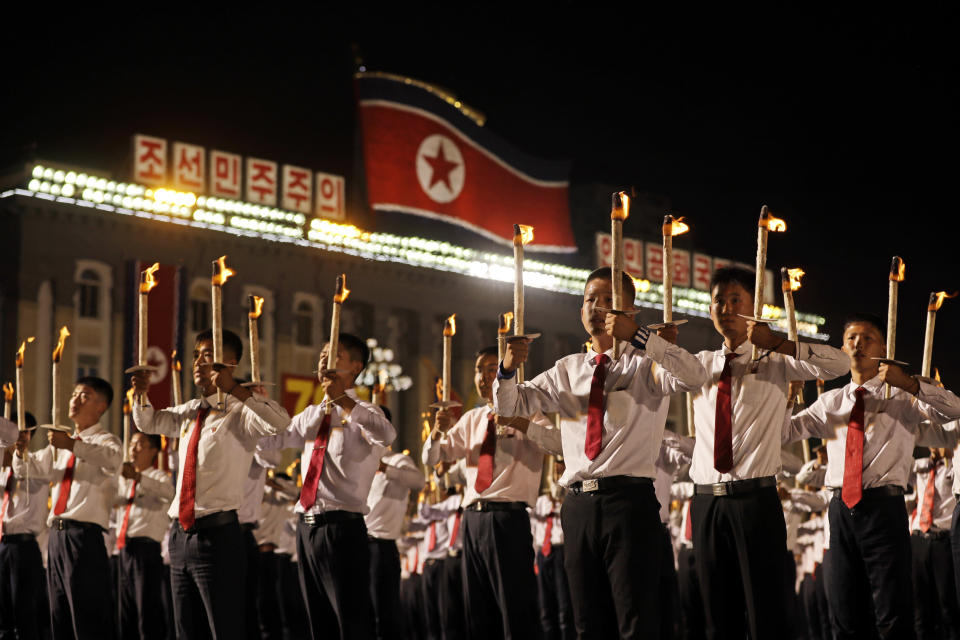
[841,322,885,372]
[581,277,614,337]
[474,353,498,401]
[318,343,363,385]
[710,282,753,341]
[68,384,107,425]
[130,432,158,470]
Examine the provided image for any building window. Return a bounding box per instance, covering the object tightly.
[295,301,314,347]
[77,353,100,378]
[77,269,100,318]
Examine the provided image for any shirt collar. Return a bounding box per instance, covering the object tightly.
[720,340,752,358]
[845,375,883,396]
[77,423,104,440]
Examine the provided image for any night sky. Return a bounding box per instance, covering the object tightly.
[6,11,959,384]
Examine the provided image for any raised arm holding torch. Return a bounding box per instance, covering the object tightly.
[662,215,689,323]
[513,224,534,382]
[131,264,159,408]
[752,206,786,362]
[242,295,270,390]
[921,290,957,378]
[50,326,71,433]
[611,192,630,357]
[122,387,134,462]
[170,350,183,406]
[885,256,905,398]
[782,267,805,405]
[498,312,514,362]
[15,338,34,430]
[325,274,350,415]
[211,255,236,411]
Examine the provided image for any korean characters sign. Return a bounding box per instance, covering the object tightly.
[133,134,167,185]
[282,165,312,214]
[173,142,205,191]
[246,158,278,206]
[210,150,242,199]
[595,232,644,278]
[315,172,346,221]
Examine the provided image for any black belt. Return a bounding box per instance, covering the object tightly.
[240,522,259,533]
[51,518,105,533]
[695,476,776,497]
[174,510,238,533]
[912,530,950,540]
[569,475,653,495]
[299,511,363,527]
[831,485,905,501]
[0,533,37,543]
[465,500,528,512]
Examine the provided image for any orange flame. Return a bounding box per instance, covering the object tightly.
[498,311,514,335]
[3,382,13,402]
[584,340,593,351]
[211,255,235,286]
[781,267,805,292]
[889,256,905,282]
[928,290,957,312]
[611,191,631,221]
[16,337,35,368]
[935,368,942,385]
[759,206,786,232]
[171,349,181,372]
[249,295,265,319]
[443,314,456,337]
[123,387,135,415]
[334,274,350,304]
[662,215,689,237]
[434,378,444,402]
[52,326,70,363]
[140,262,160,294]
[513,224,534,246]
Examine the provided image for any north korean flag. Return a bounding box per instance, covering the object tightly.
[356,73,576,252]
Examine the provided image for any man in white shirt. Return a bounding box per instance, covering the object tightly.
[784,313,960,638]
[15,376,122,639]
[0,413,48,640]
[690,266,849,638]
[497,267,707,638]
[259,332,396,640]
[117,432,174,640]
[132,329,288,640]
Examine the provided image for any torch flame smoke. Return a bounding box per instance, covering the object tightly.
[443,314,457,337]
[249,295,265,319]
[3,382,13,402]
[928,291,958,312]
[171,350,181,372]
[140,263,160,294]
[16,337,35,368]
[334,274,350,304]
[513,224,535,246]
[611,191,631,221]
[212,255,235,286]
[759,206,787,232]
[889,256,905,282]
[123,387,135,415]
[52,326,70,363]
[498,311,514,335]
[662,215,689,237]
[781,268,805,292]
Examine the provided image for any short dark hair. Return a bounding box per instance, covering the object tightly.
[336,333,370,366]
[134,432,162,451]
[475,346,499,360]
[21,411,37,429]
[585,267,636,305]
[76,376,114,407]
[195,329,244,362]
[843,313,886,340]
[709,266,755,297]
[379,405,393,423]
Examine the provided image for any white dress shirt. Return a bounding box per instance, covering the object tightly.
[239,448,284,526]
[0,417,17,447]
[785,376,960,490]
[419,499,454,560]
[13,424,122,530]
[690,340,849,484]
[531,493,563,551]
[655,436,690,524]
[495,333,707,487]
[365,452,425,540]
[423,406,554,507]
[117,468,174,543]
[909,457,955,532]
[259,389,396,515]
[1,466,49,535]
[256,486,291,546]
[134,392,288,521]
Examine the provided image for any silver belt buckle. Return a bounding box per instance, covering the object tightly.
[712,483,729,497]
[582,479,599,493]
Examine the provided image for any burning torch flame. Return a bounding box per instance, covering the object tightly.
[759,206,786,232]
[928,290,957,312]
[889,256,905,282]
[434,378,444,402]
[498,311,514,335]
[123,387,135,415]
[249,295,265,319]
[422,417,432,443]
[140,262,160,294]
[662,215,689,237]
[212,255,236,286]
[935,368,942,386]
[611,191,631,221]
[16,337,35,368]
[513,224,535,246]
[3,382,13,402]
[171,350,181,371]
[52,326,70,363]
[334,274,350,304]
[781,268,805,292]
[443,314,457,337]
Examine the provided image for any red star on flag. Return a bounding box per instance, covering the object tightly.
[422,140,460,192]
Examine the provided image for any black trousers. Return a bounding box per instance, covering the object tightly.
[421,559,444,640]
[278,554,308,640]
[815,556,832,640]
[660,524,681,640]
[169,515,247,640]
[441,555,466,640]
[241,527,261,640]
[47,523,115,640]
[159,564,175,640]
[400,574,425,640]
[368,538,401,640]
[800,574,823,640]
[676,547,705,640]
[562,481,663,638]
[296,516,375,640]
[911,532,960,640]
[461,507,539,639]
[119,537,165,640]
[0,534,44,640]
[692,484,789,639]
[827,493,914,639]
[256,551,283,640]
[536,545,574,640]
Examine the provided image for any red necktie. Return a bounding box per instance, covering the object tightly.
[0,470,14,535]
[53,452,77,516]
[475,413,497,493]
[542,514,554,557]
[448,510,462,549]
[919,463,939,532]
[713,352,738,473]
[298,412,333,511]
[841,387,867,508]
[585,353,610,460]
[117,479,137,549]
[427,521,437,552]
[684,501,693,542]
[178,406,210,529]
[413,546,420,574]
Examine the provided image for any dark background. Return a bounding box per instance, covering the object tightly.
[4,9,958,386]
